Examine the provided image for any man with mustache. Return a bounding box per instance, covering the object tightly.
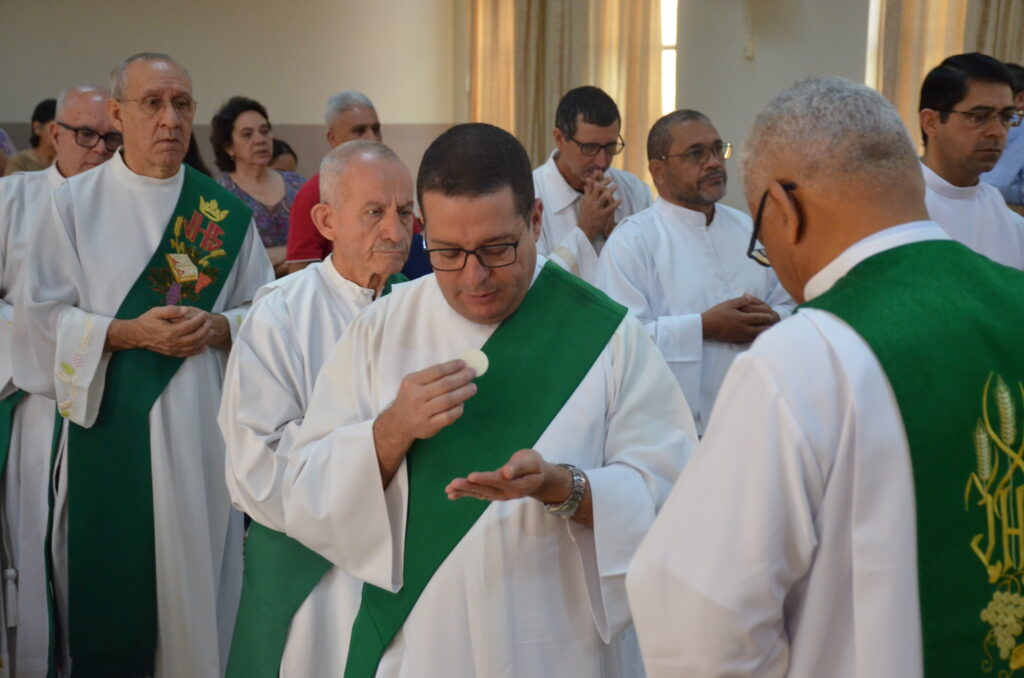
[275,123,695,676]
[598,110,792,436]
[13,52,273,676]
[920,52,1024,269]
[0,83,120,678]
[533,86,651,284]
[218,140,414,676]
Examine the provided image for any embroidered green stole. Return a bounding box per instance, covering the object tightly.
[225,272,407,678]
[341,262,626,678]
[804,240,1024,676]
[62,166,251,677]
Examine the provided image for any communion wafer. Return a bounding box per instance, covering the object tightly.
[462,349,489,377]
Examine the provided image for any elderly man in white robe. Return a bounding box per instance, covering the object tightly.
[597,110,792,435]
[628,77,1024,677]
[919,52,1024,269]
[533,86,651,283]
[0,84,120,678]
[12,52,272,677]
[278,123,695,677]
[218,140,414,676]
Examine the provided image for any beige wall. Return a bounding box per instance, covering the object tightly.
[675,0,873,211]
[0,0,463,178]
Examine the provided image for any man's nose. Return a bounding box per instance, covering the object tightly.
[462,251,491,285]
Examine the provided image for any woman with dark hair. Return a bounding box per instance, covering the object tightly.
[4,98,57,175]
[269,138,298,173]
[211,96,304,276]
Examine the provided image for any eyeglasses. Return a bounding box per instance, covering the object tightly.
[118,95,197,119]
[748,182,797,267]
[567,134,626,157]
[935,108,1023,128]
[56,122,123,152]
[423,236,522,271]
[658,141,733,166]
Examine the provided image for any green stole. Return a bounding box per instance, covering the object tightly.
[345,262,626,678]
[804,240,1024,676]
[62,166,251,677]
[0,390,27,474]
[225,272,407,678]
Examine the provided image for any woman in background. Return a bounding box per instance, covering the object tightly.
[4,99,56,175]
[269,138,298,173]
[210,96,304,276]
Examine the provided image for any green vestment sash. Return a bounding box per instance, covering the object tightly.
[804,240,1024,676]
[62,167,251,677]
[343,262,627,678]
[0,390,27,474]
[225,272,407,678]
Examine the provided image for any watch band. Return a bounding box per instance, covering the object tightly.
[544,463,588,518]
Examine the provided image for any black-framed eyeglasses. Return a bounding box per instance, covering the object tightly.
[423,237,522,271]
[567,135,626,157]
[658,141,733,166]
[57,122,123,152]
[933,108,1023,128]
[748,182,797,267]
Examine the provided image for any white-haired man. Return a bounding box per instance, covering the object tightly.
[628,77,1024,677]
[0,83,120,678]
[218,140,415,676]
[13,53,272,677]
[598,109,792,435]
[285,90,381,272]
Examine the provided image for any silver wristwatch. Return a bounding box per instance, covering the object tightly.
[544,463,588,518]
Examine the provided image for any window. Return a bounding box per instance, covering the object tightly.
[661,0,678,115]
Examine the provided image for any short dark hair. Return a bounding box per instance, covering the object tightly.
[919,52,1014,146]
[647,109,710,161]
[417,123,535,222]
[271,138,296,163]
[210,96,271,172]
[1006,62,1024,96]
[554,86,620,138]
[28,98,57,148]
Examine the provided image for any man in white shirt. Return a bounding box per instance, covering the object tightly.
[919,52,1024,268]
[218,140,414,676]
[598,110,792,434]
[0,83,120,678]
[279,122,695,677]
[13,53,272,677]
[533,86,651,283]
[627,77,1024,677]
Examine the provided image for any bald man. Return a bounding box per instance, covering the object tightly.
[13,53,272,677]
[0,84,119,677]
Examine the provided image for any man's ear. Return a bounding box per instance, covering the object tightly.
[529,198,543,241]
[767,181,801,245]
[108,99,126,134]
[310,203,336,242]
[919,108,941,144]
[649,159,665,189]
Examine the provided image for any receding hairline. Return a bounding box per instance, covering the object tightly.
[110,52,191,99]
[319,140,407,204]
[325,90,376,125]
[56,85,111,119]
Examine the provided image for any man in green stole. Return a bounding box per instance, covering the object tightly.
[218,140,416,675]
[13,52,273,677]
[627,77,1024,677]
[263,123,695,677]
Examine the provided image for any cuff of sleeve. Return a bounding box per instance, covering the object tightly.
[221,304,251,343]
[568,463,656,642]
[57,309,114,427]
[653,314,703,363]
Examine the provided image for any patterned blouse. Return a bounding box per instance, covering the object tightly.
[217,170,305,248]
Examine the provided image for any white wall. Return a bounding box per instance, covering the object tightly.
[676,0,873,211]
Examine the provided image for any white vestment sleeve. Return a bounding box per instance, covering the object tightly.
[542,225,601,282]
[764,273,796,321]
[626,352,822,678]
[218,218,269,343]
[12,193,113,425]
[566,317,697,642]
[0,299,12,399]
[220,296,304,531]
[282,314,406,592]
[597,232,704,395]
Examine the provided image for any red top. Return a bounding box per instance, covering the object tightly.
[286,172,423,263]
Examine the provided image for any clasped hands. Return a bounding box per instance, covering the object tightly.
[372,358,574,506]
[105,305,231,356]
